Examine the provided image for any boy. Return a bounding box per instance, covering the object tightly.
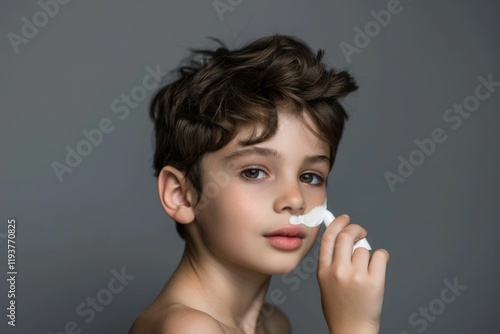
[129,34,389,333]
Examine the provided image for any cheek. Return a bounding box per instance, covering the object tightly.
[197,195,255,241]
[305,227,322,249]
[218,188,265,222]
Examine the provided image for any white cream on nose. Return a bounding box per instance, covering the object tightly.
[289,199,371,253]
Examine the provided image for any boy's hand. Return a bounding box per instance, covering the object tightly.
[317,214,389,334]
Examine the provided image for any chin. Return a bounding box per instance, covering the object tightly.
[263,257,304,275]
[271,267,299,275]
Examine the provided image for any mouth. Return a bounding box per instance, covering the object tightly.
[264,225,305,251]
[264,225,306,238]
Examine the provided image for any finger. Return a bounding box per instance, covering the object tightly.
[368,249,390,282]
[318,214,350,265]
[351,247,371,271]
[332,224,367,267]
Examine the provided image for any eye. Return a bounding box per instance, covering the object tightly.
[241,168,267,180]
[300,173,325,186]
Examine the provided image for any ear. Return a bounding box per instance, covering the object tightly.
[157,166,196,225]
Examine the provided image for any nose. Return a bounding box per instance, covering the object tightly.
[273,177,306,216]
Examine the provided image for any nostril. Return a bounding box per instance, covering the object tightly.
[274,189,306,216]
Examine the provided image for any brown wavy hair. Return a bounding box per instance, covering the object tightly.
[149,34,358,239]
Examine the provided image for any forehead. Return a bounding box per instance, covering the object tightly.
[237,109,328,148]
[204,110,330,169]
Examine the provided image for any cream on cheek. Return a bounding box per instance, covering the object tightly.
[289,199,371,253]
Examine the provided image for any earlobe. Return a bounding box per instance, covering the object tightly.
[158,166,196,224]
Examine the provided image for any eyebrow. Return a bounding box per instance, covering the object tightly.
[223,146,331,167]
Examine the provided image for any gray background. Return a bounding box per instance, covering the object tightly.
[1,0,499,333]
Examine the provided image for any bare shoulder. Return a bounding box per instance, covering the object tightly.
[262,303,291,334]
[129,303,225,334]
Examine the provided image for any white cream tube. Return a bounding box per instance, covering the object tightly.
[289,199,371,253]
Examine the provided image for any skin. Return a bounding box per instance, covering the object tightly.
[129,107,389,334]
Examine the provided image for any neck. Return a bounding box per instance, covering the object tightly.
[170,241,272,331]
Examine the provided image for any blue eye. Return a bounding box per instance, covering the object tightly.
[241,168,267,180]
[300,173,325,186]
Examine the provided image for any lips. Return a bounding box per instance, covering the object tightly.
[264,225,305,251]
[265,225,306,238]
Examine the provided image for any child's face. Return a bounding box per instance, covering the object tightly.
[193,109,330,275]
